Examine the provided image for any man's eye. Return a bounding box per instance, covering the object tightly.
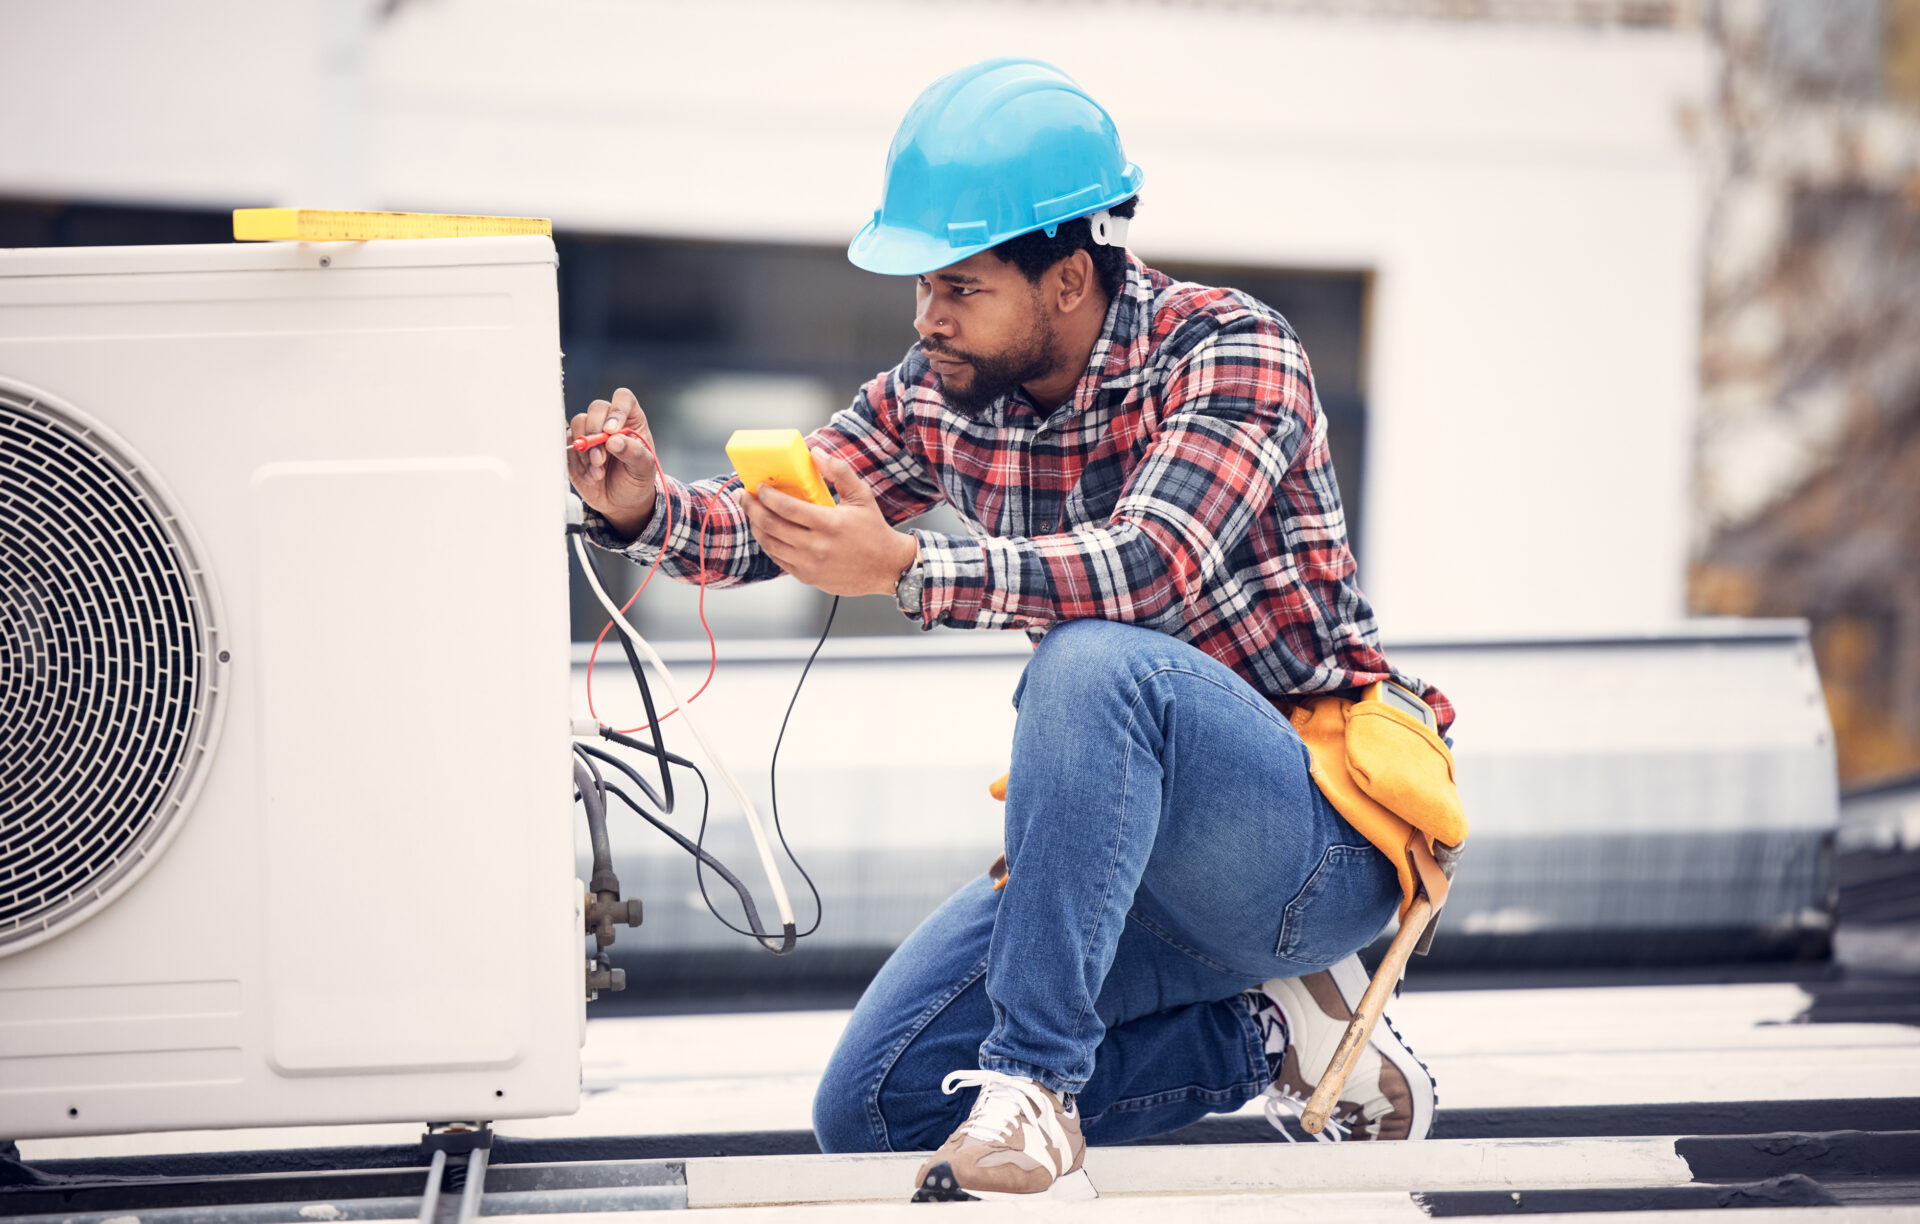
[953,286,978,297]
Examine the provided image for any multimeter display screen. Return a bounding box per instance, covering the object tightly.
[1380,682,1436,730]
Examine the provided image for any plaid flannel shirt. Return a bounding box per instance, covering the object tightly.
[583,255,1453,732]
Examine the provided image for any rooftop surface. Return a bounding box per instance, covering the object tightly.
[15,965,1919,1220]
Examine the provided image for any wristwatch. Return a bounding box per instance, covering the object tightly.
[894,553,925,617]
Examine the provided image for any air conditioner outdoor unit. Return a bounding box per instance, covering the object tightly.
[0,236,582,1140]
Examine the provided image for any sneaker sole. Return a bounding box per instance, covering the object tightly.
[1325,953,1437,1140]
[910,1161,1098,1203]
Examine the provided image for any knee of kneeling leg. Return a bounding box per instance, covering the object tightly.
[1025,619,1140,696]
[811,1077,876,1154]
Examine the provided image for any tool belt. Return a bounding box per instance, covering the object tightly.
[1287,683,1468,954]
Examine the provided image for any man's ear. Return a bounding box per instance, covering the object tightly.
[1052,250,1096,315]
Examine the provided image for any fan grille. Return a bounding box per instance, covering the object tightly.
[0,381,224,955]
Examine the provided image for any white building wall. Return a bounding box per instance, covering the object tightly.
[3,0,1713,636]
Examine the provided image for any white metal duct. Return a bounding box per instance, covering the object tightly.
[582,622,1840,973]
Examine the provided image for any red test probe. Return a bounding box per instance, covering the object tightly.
[571,426,643,452]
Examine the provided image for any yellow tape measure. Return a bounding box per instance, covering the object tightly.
[233,208,552,242]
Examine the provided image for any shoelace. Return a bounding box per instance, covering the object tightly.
[1262,1083,1354,1143]
[942,1070,1063,1158]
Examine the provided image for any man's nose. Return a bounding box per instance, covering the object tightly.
[914,296,953,343]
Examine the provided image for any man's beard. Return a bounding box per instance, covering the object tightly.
[923,314,1059,418]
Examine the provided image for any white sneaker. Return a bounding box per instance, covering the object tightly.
[1248,953,1435,1141]
[909,1070,1096,1202]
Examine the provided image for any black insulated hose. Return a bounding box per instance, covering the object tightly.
[573,755,619,897]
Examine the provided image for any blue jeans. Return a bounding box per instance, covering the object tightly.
[814,619,1402,1151]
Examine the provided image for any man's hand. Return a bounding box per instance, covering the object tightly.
[567,387,659,539]
[737,449,919,598]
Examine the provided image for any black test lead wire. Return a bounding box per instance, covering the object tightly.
[570,529,830,952]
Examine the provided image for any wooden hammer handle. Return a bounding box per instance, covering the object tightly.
[1300,894,1434,1135]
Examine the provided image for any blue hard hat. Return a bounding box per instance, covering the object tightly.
[848,58,1145,276]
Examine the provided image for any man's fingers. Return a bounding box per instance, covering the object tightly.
[577,399,612,471]
[755,529,807,567]
[569,448,599,484]
[585,389,649,444]
[612,386,640,419]
[600,388,657,474]
[739,489,807,551]
[606,386,643,434]
[815,449,872,506]
[755,481,831,527]
[753,482,796,517]
[741,497,822,577]
[736,487,767,536]
[606,437,656,484]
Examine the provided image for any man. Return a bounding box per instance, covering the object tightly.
[568,58,1448,1201]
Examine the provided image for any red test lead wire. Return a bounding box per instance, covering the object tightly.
[579,430,719,732]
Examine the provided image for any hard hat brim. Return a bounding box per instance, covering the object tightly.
[846,218,997,277]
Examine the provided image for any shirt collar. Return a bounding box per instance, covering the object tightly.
[1062,254,1155,415]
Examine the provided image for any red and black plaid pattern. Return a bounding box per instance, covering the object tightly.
[584,256,1453,731]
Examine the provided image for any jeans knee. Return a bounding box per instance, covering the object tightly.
[812,1072,877,1154]
[1021,619,1152,711]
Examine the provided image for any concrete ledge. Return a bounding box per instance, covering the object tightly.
[680,1135,1694,1208]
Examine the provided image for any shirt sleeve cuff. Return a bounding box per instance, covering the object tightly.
[911,528,988,628]
[581,485,672,560]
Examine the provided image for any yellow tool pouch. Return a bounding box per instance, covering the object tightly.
[1289,688,1468,925]
[1345,699,1469,848]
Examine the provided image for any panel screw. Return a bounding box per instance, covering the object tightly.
[319,256,331,268]
[218,650,231,663]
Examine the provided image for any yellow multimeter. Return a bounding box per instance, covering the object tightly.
[1362,679,1438,732]
[725,429,835,507]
